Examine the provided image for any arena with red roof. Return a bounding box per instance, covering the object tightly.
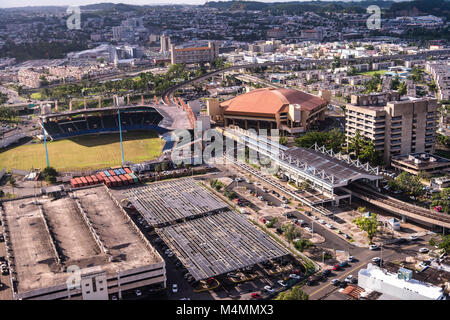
[208,87,328,135]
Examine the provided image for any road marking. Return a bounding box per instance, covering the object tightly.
[309,262,366,298]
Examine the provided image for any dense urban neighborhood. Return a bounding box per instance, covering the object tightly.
[0,0,449,306]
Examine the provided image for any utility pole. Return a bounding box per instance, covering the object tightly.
[42,123,50,168]
[117,108,125,166]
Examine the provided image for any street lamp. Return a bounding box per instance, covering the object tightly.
[380,244,383,268]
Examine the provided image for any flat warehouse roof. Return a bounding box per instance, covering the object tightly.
[124,178,228,226]
[156,211,290,281]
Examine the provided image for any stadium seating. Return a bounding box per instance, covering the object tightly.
[42,108,166,140]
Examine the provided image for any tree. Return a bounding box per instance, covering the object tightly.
[398,81,407,96]
[347,130,364,159]
[365,73,383,93]
[275,286,309,300]
[42,166,57,184]
[353,213,379,244]
[294,129,345,153]
[281,223,300,243]
[293,239,313,252]
[279,136,288,146]
[437,235,449,254]
[390,172,425,198]
[390,75,401,90]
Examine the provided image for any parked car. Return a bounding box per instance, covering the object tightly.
[409,235,419,241]
[419,247,429,253]
[251,293,261,299]
[344,275,354,283]
[111,295,118,300]
[289,274,301,280]
[172,284,178,293]
[330,279,340,285]
[264,285,275,293]
[305,211,312,216]
[332,264,340,271]
[339,261,348,268]
[348,256,355,262]
[135,289,142,297]
[318,219,326,224]
[322,269,331,277]
[305,227,313,233]
[325,223,334,229]
[277,280,288,287]
[372,257,381,264]
[369,244,379,250]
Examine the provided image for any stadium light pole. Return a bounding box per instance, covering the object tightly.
[42,123,50,168]
[117,108,125,166]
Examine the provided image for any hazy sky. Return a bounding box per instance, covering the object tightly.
[0,0,410,9]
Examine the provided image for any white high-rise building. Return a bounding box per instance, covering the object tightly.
[160,34,171,53]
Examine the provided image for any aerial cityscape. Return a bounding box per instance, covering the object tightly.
[0,0,449,306]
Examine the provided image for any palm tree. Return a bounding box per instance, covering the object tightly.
[348,130,364,159]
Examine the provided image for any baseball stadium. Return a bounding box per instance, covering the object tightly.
[0,103,192,171]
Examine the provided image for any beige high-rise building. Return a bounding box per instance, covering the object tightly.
[345,92,439,165]
[170,41,219,65]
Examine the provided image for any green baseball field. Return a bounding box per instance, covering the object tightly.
[0,130,164,172]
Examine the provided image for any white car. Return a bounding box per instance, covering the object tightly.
[318,219,326,224]
[281,203,287,208]
[372,257,381,264]
[135,289,142,297]
[264,285,275,293]
[409,235,419,241]
[325,223,334,229]
[277,280,288,287]
[344,275,353,283]
[348,256,355,262]
[179,297,191,300]
[305,227,313,233]
[312,216,319,220]
[289,274,301,280]
[172,284,178,293]
[369,244,379,250]
[330,279,340,285]
[111,295,118,300]
[419,247,429,253]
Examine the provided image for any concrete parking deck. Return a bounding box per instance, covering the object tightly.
[1,185,163,298]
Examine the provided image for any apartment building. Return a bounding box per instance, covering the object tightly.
[426,60,450,101]
[170,41,219,65]
[345,92,439,165]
